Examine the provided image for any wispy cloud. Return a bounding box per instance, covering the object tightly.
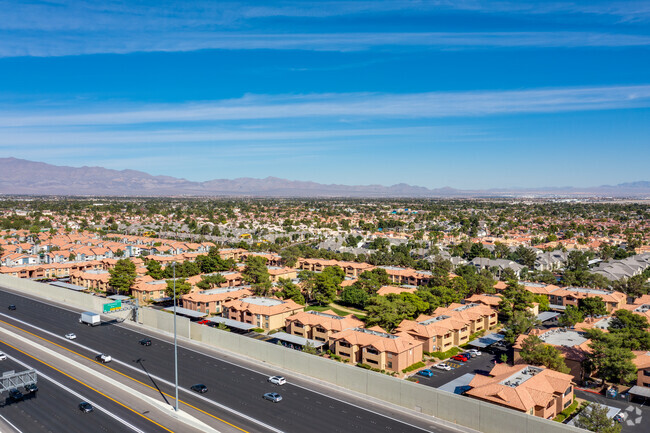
[2,31,650,57]
[2,85,649,127]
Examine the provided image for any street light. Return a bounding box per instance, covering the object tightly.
[172,261,179,412]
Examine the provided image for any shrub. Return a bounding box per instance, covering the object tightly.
[357,363,372,369]
[251,328,265,333]
[554,399,579,423]
[429,347,462,360]
[402,361,426,373]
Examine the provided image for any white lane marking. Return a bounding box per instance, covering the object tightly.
[1,290,453,433]
[6,354,147,433]
[0,312,284,433]
[0,413,25,433]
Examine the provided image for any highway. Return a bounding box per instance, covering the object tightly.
[0,286,466,433]
[0,346,169,433]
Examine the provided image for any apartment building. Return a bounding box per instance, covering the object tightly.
[296,258,374,277]
[222,297,304,330]
[396,314,469,353]
[547,287,626,313]
[69,269,111,293]
[466,364,574,419]
[285,310,364,343]
[131,277,168,305]
[377,266,432,286]
[328,326,423,373]
[181,286,253,315]
[632,351,650,389]
[267,266,298,282]
[433,303,499,335]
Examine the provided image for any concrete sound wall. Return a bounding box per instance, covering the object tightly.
[0,275,583,433]
[180,314,584,433]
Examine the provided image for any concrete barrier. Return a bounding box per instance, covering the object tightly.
[0,275,585,433]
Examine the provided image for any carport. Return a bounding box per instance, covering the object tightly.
[629,385,650,404]
[49,281,87,292]
[207,316,256,333]
[270,331,325,352]
[467,332,505,348]
[162,306,207,320]
[536,311,560,324]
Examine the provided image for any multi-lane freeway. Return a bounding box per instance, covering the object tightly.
[0,285,468,433]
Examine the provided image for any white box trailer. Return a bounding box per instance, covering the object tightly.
[79,312,100,326]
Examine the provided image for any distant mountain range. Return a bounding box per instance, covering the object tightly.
[0,157,649,198]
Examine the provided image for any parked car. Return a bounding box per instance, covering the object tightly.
[8,388,23,401]
[467,349,482,356]
[139,338,152,346]
[613,412,627,423]
[8,305,15,310]
[417,369,434,377]
[463,351,476,358]
[0,352,7,361]
[263,392,282,403]
[435,363,452,371]
[25,384,38,393]
[191,384,208,393]
[95,354,112,363]
[65,333,77,340]
[79,402,93,413]
[197,320,211,325]
[451,354,468,362]
[268,376,286,385]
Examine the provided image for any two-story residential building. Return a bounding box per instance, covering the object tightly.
[547,287,626,313]
[432,303,499,335]
[131,277,168,305]
[395,313,471,353]
[466,364,574,419]
[285,310,364,343]
[222,297,304,330]
[69,269,111,293]
[181,286,253,315]
[632,351,650,389]
[328,326,423,373]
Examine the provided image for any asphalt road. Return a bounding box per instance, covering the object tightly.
[0,287,463,433]
[0,350,162,433]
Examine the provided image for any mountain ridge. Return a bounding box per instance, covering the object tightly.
[0,157,648,198]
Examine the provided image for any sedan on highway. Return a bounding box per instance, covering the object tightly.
[263,392,282,403]
[79,402,94,413]
[65,333,77,340]
[8,304,15,310]
[268,375,286,385]
[0,352,6,361]
[8,388,23,401]
[25,383,38,393]
[191,384,208,393]
[95,354,112,363]
[139,338,152,346]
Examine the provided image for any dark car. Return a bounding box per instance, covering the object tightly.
[79,401,93,413]
[25,384,38,393]
[417,369,434,377]
[8,388,23,401]
[8,305,16,310]
[139,338,152,346]
[191,384,208,393]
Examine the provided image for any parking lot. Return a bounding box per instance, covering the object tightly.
[414,348,504,389]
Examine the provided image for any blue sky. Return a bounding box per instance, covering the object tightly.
[0,1,649,189]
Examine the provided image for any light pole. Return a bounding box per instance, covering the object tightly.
[172,261,179,412]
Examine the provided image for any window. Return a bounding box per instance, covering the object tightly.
[564,386,572,396]
[366,358,378,365]
[564,400,571,409]
[644,369,650,377]
[387,361,392,368]
[365,348,379,355]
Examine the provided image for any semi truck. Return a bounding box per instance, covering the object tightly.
[79,312,100,326]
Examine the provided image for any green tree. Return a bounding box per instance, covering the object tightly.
[567,250,589,272]
[302,341,318,355]
[340,286,369,308]
[242,255,271,285]
[558,305,584,328]
[196,274,227,291]
[575,403,622,433]
[352,268,391,294]
[108,259,137,295]
[165,278,192,298]
[146,260,164,280]
[514,245,537,268]
[504,310,539,344]
[498,281,535,321]
[312,267,343,305]
[608,309,650,350]
[519,335,570,373]
[276,278,305,305]
[579,297,607,317]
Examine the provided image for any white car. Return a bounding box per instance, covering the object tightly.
[95,354,112,363]
[435,363,451,371]
[468,349,481,356]
[65,333,77,340]
[268,376,286,385]
[0,352,6,361]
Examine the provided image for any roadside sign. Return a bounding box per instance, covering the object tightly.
[102,300,122,313]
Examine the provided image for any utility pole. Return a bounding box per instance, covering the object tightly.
[172,261,179,412]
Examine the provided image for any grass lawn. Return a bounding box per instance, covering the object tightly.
[305,305,361,317]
